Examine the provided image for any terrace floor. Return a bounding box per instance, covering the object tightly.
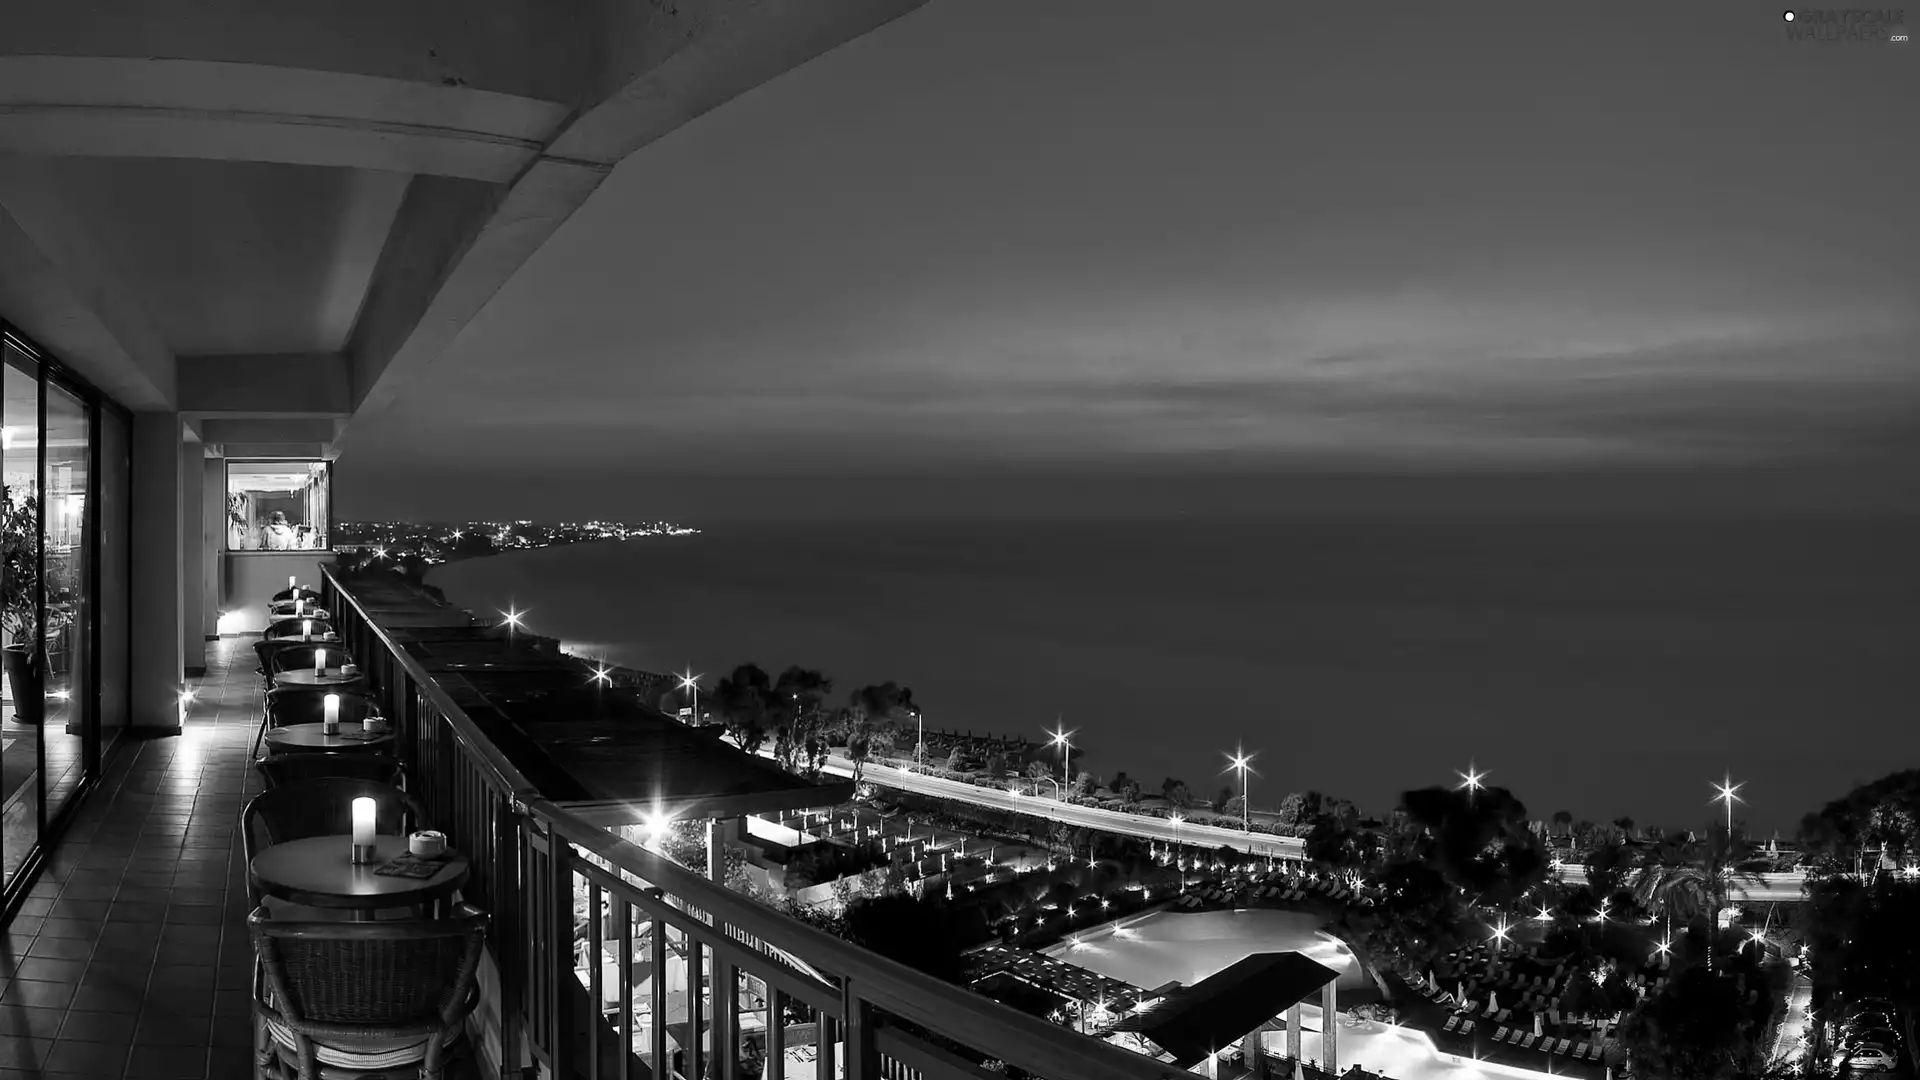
[0,638,264,1080]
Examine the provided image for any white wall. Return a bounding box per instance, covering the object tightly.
[129,411,182,730]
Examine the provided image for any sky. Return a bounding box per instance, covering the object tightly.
[337,3,1919,523]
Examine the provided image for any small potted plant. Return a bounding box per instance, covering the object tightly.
[2,485,69,725]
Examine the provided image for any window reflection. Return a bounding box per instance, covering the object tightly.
[41,379,89,820]
[1,342,38,888]
[227,459,330,551]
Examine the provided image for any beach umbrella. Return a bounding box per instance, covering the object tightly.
[1457,981,1466,1002]
[1534,1013,1544,1038]
[1429,969,1438,991]
[1489,991,1499,1013]
[1294,1060,1305,1080]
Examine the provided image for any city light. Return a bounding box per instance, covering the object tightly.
[590,662,614,687]
[1711,773,1744,836]
[1047,724,1076,788]
[1456,760,1488,799]
[1222,746,1257,833]
[678,670,701,723]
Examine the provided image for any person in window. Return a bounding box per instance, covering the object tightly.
[262,510,298,551]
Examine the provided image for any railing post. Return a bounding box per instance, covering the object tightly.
[649,914,669,1078]
[842,979,876,1080]
[550,837,577,1080]
[687,939,706,1080]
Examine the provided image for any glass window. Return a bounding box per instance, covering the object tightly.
[41,379,90,822]
[2,340,39,889]
[226,459,330,551]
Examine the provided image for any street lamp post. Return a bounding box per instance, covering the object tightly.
[1048,723,1075,794]
[1712,772,1744,840]
[916,708,925,772]
[678,670,701,724]
[1224,746,1257,833]
[500,605,526,649]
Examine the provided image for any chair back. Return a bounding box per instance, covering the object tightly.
[265,618,336,641]
[241,779,425,863]
[269,643,355,673]
[272,587,321,603]
[265,688,380,728]
[250,905,487,1032]
[255,754,405,790]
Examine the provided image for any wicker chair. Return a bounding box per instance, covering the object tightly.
[241,780,427,912]
[272,587,322,604]
[265,618,336,641]
[255,754,405,791]
[250,905,488,1080]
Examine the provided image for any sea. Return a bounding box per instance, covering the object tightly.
[426,516,1920,835]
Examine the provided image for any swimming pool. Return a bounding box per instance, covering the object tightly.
[1043,907,1369,992]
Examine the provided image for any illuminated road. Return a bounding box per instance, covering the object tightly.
[1550,865,1809,902]
[810,756,1813,899]
[820,756,1307,859]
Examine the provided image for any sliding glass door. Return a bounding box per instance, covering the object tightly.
[0,328,120,897]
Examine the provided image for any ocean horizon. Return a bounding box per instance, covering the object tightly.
[426,515,1919,836]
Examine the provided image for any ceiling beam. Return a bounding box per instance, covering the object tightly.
[0,57,571,182]
[209,442,333,460]
[0,182,175,410]
[335,0,932,444]
[200,418,340,445]
[178,353,353,417]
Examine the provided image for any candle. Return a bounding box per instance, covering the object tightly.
[363,713,379,734]
[289,575,297,591]
[322,693,340,735]
[295,598,304,616]
[315,648,327,676]
[302,619,312,642]
[351,797,376,846]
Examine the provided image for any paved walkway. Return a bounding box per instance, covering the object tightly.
[0,638,263,1079]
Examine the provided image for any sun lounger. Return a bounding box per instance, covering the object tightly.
[1444,1016,1461,1033]
[1461,1002,1480,1016]
[1460,1020,1476,1036]
[1493,1027,1510,1043]
[1555,1040,1571,1055]
[1494,1008,1511,1023]
[1519,1035,1537,1050]
[1574,1043,1589,1058]
[1508,1029,1526,1045]
[1588,1044,1605,1061]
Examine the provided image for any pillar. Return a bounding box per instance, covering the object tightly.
[1240,1026,1263,1079]
[1321,980,1338,1074]
[707,816,743,882]
[130,411,183,732]
[1287,1003,1301,1061]
[179,437,205,675]
[706,817,744,1080]
[202,456,223,642]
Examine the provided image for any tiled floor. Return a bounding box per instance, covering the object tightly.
[0,639,264,1080]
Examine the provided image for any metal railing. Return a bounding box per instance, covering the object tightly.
[322,568,1195,1080]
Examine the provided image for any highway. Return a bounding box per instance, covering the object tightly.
[818,757,1814,901]
[821,756,1307,859]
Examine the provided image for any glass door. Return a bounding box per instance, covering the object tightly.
[1,340,40,889]
[41,378,92,822]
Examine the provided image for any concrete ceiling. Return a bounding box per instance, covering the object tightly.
[2,157,408,357]
[0,0,932,454]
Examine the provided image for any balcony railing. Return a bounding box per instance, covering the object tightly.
[320,567,1196,1080]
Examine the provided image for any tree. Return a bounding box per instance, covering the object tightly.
[946,746,967,771]
[1618,958,1774,1079]
[711,664,773,757]
[1025,760,1051,781]
[1072,771,1094,798]
[1215,786,1234,812]
[1551,809,1574,837]
[1222,795,1245,818]
[1800,769,1920,874]
[1117,776,1142,805]
[1584,835,1634,905]
[768,666,833,774]
[1629,826,1763,926]
[1399,784,1549,907]
[1162,778,1192,808]
[1613,816,1637,840]
[1276,792,1318,830]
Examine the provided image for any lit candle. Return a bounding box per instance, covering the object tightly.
[364,713,380,734]
[322,693,340,735]
[289,575,297,591]
[302,619,312,642]
[315,648,327,676]
[351,796,376,846]
[295,598,304,616]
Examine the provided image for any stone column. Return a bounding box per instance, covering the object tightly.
[130,411,183,732]
[179,438,205,675]
[707,816,743,882]
[1287,1002,1302,1061]
[1321,980,1339,1074]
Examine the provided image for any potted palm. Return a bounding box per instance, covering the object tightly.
[2,485,61,725]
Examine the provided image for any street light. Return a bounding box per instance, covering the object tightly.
[1223,746,1257,833]
[678,670,702,724]
[1712,773,1744,839]
[1047,723,1075,792]
[500,605,526,648]
[1456,760,1488,802]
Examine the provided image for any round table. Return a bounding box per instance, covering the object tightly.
[273,669,367,689]
[251,835,469,918]
[265,632,339,644]
[263,722,396,753]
